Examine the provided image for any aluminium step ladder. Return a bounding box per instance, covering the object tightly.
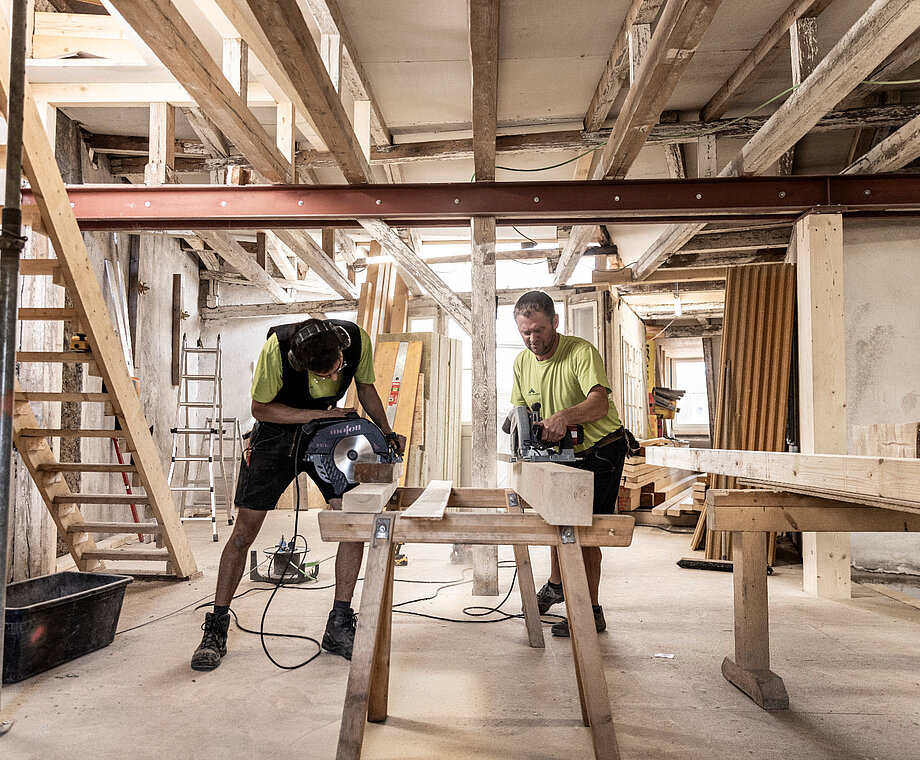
[167,335,232,541]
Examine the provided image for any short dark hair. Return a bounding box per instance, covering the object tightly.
[513,290,555,319]
[292,319,342,374]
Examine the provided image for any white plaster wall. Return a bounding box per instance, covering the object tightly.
[844,219,920,575]
[200,285,338,433]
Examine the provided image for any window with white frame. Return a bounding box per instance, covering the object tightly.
[671,359,709,434]
[620,337,645,434]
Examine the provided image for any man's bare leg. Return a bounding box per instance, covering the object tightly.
[215,507,268,606]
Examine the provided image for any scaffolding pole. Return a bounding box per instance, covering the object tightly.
[0,0,30,735]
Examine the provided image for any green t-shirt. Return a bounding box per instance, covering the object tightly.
[250,326,376,404]
[510,334,621,452]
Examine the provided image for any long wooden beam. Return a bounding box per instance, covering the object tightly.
[632,0,920,280]
[243,0,371,184]
[303,0,390,145]
[196,230,292,303]
[584,0,664,131]
[707,489,920,532]
[240,0,466,325]
[108,0,289,183]
[554,0,724,285]
[94,104,920,176]
[646,447,920,513]
[701,0,832,122]
[842,113,920,174]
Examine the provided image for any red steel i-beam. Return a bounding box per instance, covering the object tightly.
[21,174,920,230]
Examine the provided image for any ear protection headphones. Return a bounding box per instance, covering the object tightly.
[288,319,351,372]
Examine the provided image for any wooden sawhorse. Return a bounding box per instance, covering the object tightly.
[707,488,920,709]
[318,487,635,760]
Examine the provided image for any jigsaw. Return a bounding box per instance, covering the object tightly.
[502,403,583,463]
[299,413,402,497]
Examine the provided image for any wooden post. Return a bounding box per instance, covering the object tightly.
[557,526,620,758]
[320,32,342,93]
[145,102,174,186]
[471,215,498,595]
[721,530,789,709]
[336,513,395,760]
[795,213,851,599]
[508,492,545,648]
[353,100,371,162]
[222,38,248,103]
[276,101,297,183]
[779,16,820,175]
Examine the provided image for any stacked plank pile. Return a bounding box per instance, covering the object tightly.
[618,443,699,526]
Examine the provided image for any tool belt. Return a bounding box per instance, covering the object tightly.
[575,426,640,459]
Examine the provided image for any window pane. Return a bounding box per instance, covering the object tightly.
[673,360,709,429]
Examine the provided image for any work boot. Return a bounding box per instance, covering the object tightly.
[190,611,230,671]
[322,607,357,660]
[535,581,565,614]
[551,605,606,638]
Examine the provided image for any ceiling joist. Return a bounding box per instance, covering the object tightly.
[554,0,725,285]
[632,0,920,281]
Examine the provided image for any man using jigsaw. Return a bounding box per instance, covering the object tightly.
[511,291,631,636]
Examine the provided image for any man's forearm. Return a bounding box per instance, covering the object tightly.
[251,400,347,425]
[355,384,393,434]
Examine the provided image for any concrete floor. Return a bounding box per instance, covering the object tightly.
[2,511,919,760]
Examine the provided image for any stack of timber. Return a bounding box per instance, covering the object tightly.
[619,441,699,527]
[694,264,796,561]
[651,386,684,420]
[354,253,409,344]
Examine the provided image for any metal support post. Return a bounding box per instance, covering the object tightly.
[0,0,30,734]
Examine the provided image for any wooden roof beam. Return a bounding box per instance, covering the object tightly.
[633,0,920,281]
[583,0,665,132]
[241,0,468,326]
[701,0,832,123]
[303,0,390,145]
[241,0,371,184]
[842,112,920,174]
[107,0,289,183]
[554,0,724,285]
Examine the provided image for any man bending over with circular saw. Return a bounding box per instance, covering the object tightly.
[191,318,406,670]
[511,291,631,637]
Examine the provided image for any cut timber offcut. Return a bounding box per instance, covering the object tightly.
[508,462,594,526]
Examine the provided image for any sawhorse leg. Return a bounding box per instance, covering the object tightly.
[508,491,545,648]
[721,530,788,710]
[336,514,396,760]
[557,526,620,760]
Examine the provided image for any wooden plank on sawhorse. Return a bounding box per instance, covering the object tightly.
[319,499,633,760]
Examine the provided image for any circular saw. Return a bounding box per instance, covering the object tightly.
[300,415,401,497]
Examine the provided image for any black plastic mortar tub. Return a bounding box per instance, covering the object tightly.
[3,571,132,683]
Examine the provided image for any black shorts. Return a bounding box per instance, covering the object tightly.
[566,434,628,515]
[234,421,355,510]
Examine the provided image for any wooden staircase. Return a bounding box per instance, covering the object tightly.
[2,17,198,580]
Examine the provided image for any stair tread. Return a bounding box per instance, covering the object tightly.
[38,463,137,472]
[81,547,170,561]
[68,522,161,534]
[53,493,150,504]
